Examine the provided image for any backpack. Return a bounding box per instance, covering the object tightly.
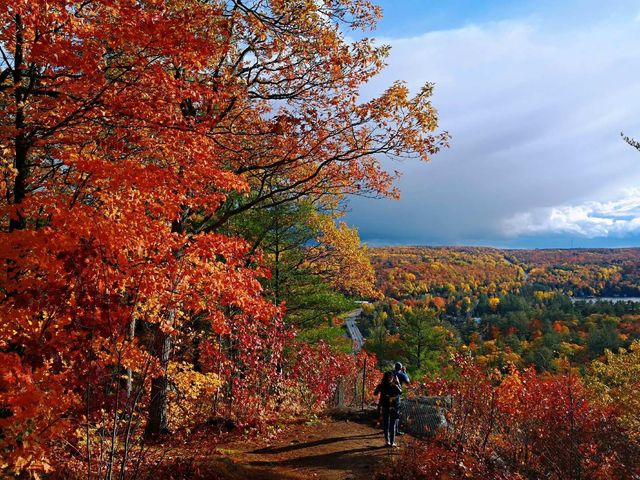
[389,370,406,390]
[387,371,402,407]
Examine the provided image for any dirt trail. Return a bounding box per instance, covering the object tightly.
[218,415,402,479]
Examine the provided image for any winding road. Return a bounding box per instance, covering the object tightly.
[344,308,365,352]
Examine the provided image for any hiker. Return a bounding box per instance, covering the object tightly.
[374,371,402,447]
[393,362,410,435]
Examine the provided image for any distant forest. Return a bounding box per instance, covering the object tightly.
[370,247,640,300]
[361,247,640,376]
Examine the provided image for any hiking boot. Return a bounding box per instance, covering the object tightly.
[396,431,405,436]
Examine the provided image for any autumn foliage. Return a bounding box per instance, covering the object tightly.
[370,246,640,301]
[367,247,640,373]
[385,354,639,480]
[0,0,445,476]
[292,344,378,411]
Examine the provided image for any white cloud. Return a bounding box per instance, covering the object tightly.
[503,189,640,237]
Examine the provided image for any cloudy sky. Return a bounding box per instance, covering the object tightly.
[344,0,640,248]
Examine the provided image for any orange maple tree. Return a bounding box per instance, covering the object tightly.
[0,0,446,476]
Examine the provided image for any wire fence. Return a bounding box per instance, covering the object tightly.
[331,359,378,409]
[401,396,451,438]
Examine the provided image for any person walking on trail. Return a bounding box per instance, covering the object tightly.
[374,371,402,447]
[393,362,410,436]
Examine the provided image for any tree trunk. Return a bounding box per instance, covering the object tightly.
[145,324,172,437]
[126,318,136,399]
[10,14,27,232]
[145,219,183,437]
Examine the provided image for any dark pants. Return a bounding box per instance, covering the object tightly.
[395,403,402,434]
[382,406,398,444]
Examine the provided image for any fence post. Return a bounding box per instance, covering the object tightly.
[335,376,344,407]
[361,357,367,411]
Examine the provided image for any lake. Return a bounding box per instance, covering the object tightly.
[570,297,640,303]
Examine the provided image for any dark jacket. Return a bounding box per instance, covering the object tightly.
[374,382,402,409]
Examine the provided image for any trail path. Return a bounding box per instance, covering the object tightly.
[217,415,401,479]
[199,309,396,479]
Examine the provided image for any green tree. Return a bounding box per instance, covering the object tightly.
[587,318,620,356]
[366,311,400,364]
[399,308,451,376]
[231,199,355,327]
